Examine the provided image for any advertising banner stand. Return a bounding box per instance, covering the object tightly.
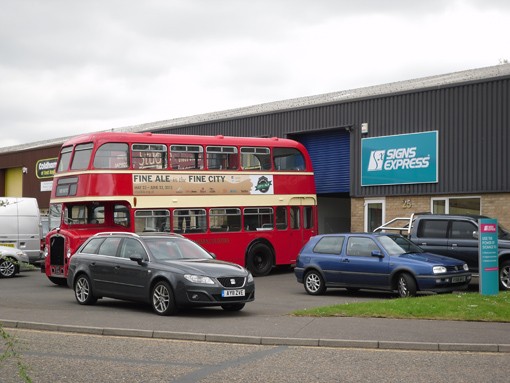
[478,218,499,295]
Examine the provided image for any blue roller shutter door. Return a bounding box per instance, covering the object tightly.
[296,130,350,194]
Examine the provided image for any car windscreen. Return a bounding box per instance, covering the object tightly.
[379,235,424,256]
[144,237,213,260]
[498,224,510,240]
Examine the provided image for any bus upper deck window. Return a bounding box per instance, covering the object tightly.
[241,147,271,170]
[273,147,305,171]
[132,144,167,170]
[70,143,94,170]
[57,146,73,173]
[170,145,204,170]
[94,143,129,169]
[206,146,238,170]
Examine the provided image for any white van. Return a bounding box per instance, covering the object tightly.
[0,197,43,265]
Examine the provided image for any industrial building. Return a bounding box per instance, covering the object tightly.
[1,64,509,232]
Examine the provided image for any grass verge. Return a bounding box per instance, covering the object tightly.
[293,291,510,322]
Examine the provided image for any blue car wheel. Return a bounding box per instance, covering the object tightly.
[396,273,417,298]
[304,270,326,295]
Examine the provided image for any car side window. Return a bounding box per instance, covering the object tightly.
[81,238,105,254]
[97,237,122,257]
[119,238,146,259]
[417,219,448,238]
[450,221,477,239]
[313,236,344,255]
[346,237,380,257]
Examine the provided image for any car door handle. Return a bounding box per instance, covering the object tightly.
[114,266,121,269]
[90,262,96,267]
[451,243,458,247]
[341,259,350,263]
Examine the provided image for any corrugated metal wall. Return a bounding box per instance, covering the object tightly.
[156,76,510,198]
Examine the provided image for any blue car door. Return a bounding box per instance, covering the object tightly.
[312,236,346,284]
[341,236,390,287]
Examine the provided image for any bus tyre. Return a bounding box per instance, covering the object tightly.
[0,257,17,278]
[499,260,510,291]
[48,276,68,286]
[151,280,178,316]
[74,274,97,305]
[397,273,417,298]
[246,243,273,277]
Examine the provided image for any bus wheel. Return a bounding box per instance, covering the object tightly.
[246,242,273,277]
[48,276,68,286]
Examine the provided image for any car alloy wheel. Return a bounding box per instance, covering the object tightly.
[397,273,417,298]
[74,275,97,305]
[304,270,326,295]
[151,281,177,316]
[500,261,510,290]
[0,258,16,278]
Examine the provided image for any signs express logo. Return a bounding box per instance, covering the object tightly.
[368,150,385,171]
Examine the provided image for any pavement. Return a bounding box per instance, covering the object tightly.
[2,311,510,353]
[1,272,510,353]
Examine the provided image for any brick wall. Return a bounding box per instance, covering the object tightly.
[351,193,510,232]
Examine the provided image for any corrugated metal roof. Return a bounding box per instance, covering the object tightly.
[2,63,510,154]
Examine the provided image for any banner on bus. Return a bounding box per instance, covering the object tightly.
[133,173,274,196]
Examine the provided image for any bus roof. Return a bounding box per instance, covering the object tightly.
[61,131,304,150]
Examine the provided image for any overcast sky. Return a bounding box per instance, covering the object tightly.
[1,0,509,148]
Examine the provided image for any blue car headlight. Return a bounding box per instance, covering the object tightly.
[433,266,447,274]
[463,264,469,271]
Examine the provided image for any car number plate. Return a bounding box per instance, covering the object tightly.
[222,289,245,297]
[452,276,466,283]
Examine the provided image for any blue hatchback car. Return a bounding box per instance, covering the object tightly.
[294,233,472,297]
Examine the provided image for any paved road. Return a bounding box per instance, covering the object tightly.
[1,269,510,349]
[3,328,509,383]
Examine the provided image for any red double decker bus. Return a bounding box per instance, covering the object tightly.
[44,131,317,285]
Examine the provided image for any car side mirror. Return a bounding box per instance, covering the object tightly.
[210,252,217,259]
[371,250,384,258]
[129,253,146,265]
[473,231,479,239]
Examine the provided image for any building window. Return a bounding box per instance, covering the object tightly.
[364,199,385,232]
[431,197,480,215]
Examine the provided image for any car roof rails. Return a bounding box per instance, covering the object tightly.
[93,232,141,238]
[139,232,185,238]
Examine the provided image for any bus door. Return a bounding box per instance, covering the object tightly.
[289,197,317,263]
